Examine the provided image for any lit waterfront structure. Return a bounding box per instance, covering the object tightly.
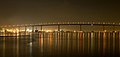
[0,22,120,41]
[0,22,120,33]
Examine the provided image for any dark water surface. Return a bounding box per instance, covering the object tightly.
[0,32,120,57]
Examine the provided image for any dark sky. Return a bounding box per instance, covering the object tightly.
[0,0,120,25]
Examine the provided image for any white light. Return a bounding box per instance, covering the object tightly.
[41,30,44,31]
[74,30,76,32]
[45,30,52,32]
[26,29,32,32]
[46,31,49,32]
[104,30,107,32]
[55,30,58,31]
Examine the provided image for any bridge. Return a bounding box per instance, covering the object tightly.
[0,22,120,32]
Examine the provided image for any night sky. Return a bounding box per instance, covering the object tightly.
[0,0,120,25]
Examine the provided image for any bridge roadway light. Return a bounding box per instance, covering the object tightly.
[113,22,115,25]
[69,22,71,24]
[16,25,20,26]
[4,25,8,27]
[25,24,28,26]
[67,22,68,24]
[58,22,60,24]
[74,22,76,24]
[58,22,59,24]
[104,22,106,24]
[88,22,90,24]
[38,23,41,25]
[92,22,95,24]
[55,22,58,24]
[104,30,107,32]
[91,24,93,26]
[106,22,107,24]
[103,22,105,24]
[66,22,68,24]
[62,22,64,24]
[65,22,67,24]
[82,22,84,24]
[79,22,81,24]
[52,22,55,24]
[21,24,24,26]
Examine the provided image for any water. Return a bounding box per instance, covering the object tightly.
[0,32,120,57]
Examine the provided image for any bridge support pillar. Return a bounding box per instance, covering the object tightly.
[103,25,105,31]
[58,25,60,31]
[25,26,27,35]
[18,27,20,32]
[18,27,21,37]
[40,26,42,31]
[79,25,81,31]
[113,25,115,31]
[32,26,34,32]
[32,26,35,41]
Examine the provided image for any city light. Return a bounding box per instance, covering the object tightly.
[104,30,107,32]
[26,29,32,32]
[45,30,53,32]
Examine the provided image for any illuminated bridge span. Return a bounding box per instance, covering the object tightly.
[1,22,120,27]
[0,22,120,32]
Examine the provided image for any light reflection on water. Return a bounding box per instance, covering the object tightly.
[0,32,120,57]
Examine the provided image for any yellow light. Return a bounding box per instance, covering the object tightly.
[46,31,49,32]
[6,29,19,33]
[16,29,19,33]
[104,30,107,32]
[45,30,52,32]
[6,29,13,32]
[26,29,32,32]
[74,30,76,32]
[55,30,58,31]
